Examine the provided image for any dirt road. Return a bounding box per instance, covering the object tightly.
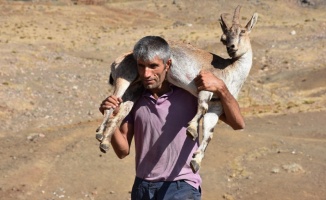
[0,0,325,199]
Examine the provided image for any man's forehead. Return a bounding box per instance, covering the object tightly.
[137,56,163,65]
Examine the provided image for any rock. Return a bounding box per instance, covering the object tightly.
[282,163,304,173]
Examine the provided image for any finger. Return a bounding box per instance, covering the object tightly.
[106,96,120,107]
[117,97,123,104]
[100,100,116,110]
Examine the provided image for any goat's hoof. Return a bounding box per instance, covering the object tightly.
[99,143,109,153]
[190,159,200,173]
[95,133,104,142]
[186,127,198,140]
[96,126,102,133]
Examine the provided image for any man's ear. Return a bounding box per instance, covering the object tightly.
[166,59,172,70]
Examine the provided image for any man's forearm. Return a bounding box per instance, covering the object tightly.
[219,88,245,130]
[111,124,132,159]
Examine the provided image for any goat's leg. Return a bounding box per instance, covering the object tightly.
[98,113,115,153]
[187,91,212,140]
[99,101,134,153]
[187,109,203,140]
[95,77,131,141]
[96,109,114,142]
[190,104,222,173]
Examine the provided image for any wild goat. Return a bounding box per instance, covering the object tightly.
[96,6,258,173]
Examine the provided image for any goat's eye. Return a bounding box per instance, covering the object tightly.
[240,30,246,34]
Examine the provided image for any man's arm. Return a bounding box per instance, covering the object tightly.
[99,96,134,158]
[194,70,245,130]
[111,122,134,159]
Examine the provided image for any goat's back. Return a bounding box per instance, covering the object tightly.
[167,41,230,96]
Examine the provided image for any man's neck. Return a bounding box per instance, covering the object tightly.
[150,81,171,100]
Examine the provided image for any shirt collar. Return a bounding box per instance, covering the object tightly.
[143,84,177,100]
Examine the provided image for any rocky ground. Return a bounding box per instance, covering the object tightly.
[0,0,325,199]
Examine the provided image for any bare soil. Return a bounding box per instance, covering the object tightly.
[0,0,325,199]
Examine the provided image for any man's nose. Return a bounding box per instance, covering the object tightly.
[144,67,152,77]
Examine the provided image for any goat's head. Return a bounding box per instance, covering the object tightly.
[220,6,258,59]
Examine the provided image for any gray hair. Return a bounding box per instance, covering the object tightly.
[133,36,171,64]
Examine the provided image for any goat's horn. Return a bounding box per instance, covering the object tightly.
[232,5,241,24]
[220,13,230,28]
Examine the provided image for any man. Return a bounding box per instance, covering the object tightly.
[99,36,244,200]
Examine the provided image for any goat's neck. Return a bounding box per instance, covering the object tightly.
[232,48,253,75]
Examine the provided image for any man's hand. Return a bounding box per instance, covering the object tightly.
[99,95,123,116]
[194,70,227,96]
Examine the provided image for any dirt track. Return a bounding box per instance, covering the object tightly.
[0,0,325,199]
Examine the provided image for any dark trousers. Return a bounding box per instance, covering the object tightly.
[131,177,201,200]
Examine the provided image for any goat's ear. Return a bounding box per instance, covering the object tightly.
[220,34,227,45]
[245,13,258,33]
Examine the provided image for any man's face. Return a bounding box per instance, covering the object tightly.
[137,56,170,90]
